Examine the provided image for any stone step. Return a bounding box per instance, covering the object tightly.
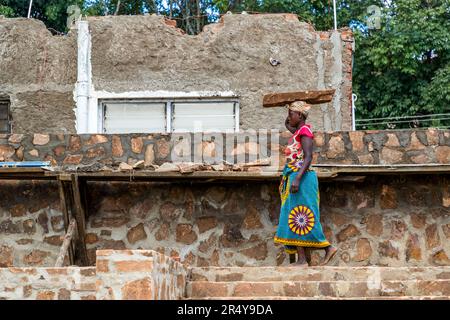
[186,280,450,298]
[185,295,450,300]
[189,266,450,282]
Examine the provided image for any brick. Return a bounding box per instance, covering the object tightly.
[190,282,228,298]
[0,245,13,267]
[353,238,372,262]
[121,278,153,300]
[425,224,440,249]
[10,204,26,217]
[234,282,275,297]
[63,154,83,165]
[33,134,50,145]
[155,223,170,241]
[96,259,110,273]
[36,290,55,300]
[349,131,364,152]
[0,144,15,159]
[176,224,198,244]
[156,139,170,158]
[239,242,268,261]
[69,136,81,151]
[196,217,218,234]
[127,223,147,244]
[417,280,450,296]
[385,134,400,147]
[87,134,108,145]
[23,250,50,266]
[431,250,450,266]
[23,285,32,298]
[326,136,345,158]
[380,185,398,209]
[242,205,263,229]
[86,146,105,158]
[378,241,399,259]
[410,213,427,229]
[380,148,403,164]
[58,288,71,300]
[115,260,153,272]
[131,137,144,154]
[337,224,360,242]
[406,233,422,261]
[46,268,68,275]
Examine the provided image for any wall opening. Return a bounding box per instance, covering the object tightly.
[99,98,239,133]
[0,96,11,134]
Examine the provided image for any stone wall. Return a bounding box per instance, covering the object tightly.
[96,249,187,300]
[0,129,449,167]
[1,175,449,268]
[0,249,187,300]
[0,14,353,133]
[0,266,96,300]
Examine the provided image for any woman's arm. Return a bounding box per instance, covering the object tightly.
[290,136,313,193]
[285,117,297,134]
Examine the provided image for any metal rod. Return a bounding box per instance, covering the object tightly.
[333,0,337,30]
[27,0,33,18]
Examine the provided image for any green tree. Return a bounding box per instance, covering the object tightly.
[353,0,450,129]
[0,0,84,32]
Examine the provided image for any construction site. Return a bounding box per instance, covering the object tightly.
[0,13,449,300]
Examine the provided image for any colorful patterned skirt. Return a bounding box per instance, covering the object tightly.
[274,162,330,254]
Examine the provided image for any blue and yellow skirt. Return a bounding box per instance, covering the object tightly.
[274,162,330,254]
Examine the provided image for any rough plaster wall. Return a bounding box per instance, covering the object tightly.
[0,17,77,133]
[88,14,352,132]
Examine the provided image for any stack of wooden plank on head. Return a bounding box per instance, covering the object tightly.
[262,89,335,107]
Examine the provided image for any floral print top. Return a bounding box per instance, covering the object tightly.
[284,124,314,163]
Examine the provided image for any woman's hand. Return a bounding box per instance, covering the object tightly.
[290,175,302,193]
[285,117,296,134]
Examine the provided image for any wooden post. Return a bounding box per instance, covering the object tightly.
[71,174,89,265]
[55,219,77,267]
[57,179,74,265]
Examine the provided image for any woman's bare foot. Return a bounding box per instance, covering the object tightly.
[320,246,338,266]
[305,248,312,265]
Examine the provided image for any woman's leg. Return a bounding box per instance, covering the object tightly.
[304,248,312,265]
[320,245,338,266]
[294,246,308,267]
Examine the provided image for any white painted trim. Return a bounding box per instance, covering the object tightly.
[95,90,238,99]
[75,20,92,133]
[166,101,172,132]
[234,102,240,133]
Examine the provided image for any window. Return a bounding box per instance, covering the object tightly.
[100,99,239,133]
[0,99,10,134]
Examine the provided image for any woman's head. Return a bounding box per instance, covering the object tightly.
[286,101,311,127]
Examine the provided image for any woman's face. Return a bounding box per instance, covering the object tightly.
[288,110,302,127]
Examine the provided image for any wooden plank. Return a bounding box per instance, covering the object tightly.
[79,179,90,219]
[70,174,89,266]
[327,175,366,182]
[57,180,74,265]
[263,89,335,107]
[55,218,77,267]
[0,167,46,173]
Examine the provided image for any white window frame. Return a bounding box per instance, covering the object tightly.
[98,97,240,133]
